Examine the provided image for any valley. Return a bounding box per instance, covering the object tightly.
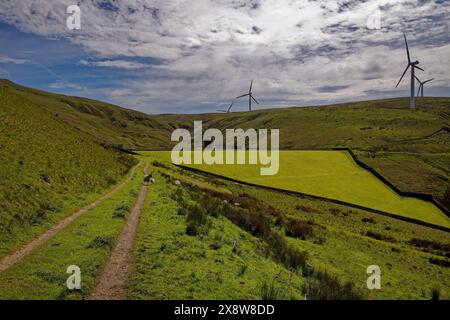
[0,80,449,300]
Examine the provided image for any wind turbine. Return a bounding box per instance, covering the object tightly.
[395,32,424,111]
[414,76,434,97]
[216,102,234,113]
[236,80,259,111]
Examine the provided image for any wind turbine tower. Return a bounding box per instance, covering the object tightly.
[236,80,259,111]
[217,102,234,113]
[395,33,424,111]
[414,76,434,97]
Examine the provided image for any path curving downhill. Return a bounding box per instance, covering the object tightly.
[0,163,140,273]
[89,162,149,300]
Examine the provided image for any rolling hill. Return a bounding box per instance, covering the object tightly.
[1,79,448,208]
[0,80,174,149]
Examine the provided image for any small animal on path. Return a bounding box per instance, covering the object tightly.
[143,174,153,185]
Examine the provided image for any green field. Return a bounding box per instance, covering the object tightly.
[138,152,450,300]
[146,151,450,228]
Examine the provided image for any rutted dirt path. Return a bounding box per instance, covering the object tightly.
[89,162,149,300]
[0,163,140,273]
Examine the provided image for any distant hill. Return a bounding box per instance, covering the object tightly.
[1,79,449,205]
[2,79,449,151]
[0,81,136,250]
[152,97,450,152]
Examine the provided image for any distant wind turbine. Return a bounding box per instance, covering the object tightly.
[236,80,259,111]
[217,102,234,113]
[414,76,434,97]
[395,32,424,111]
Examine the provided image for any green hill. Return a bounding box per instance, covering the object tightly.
[153,100,449,206]
[0,80,174,149]
[153,98,450,152]
[0,82,136,255]
[1,79,449,205]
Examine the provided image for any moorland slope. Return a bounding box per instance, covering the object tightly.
[0,82,135,256]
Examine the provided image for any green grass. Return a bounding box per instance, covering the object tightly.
[247,186,450,300]
[140,153,450,299]
[151,97,449,153]
[355,151,450,199]
[0,80,174,149]
[127,160,304,300]
[0,161,144,299]
[143,151,450,228]
[0,86,136,257]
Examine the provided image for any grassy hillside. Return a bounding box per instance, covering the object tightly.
[135,153,450,300]
[0,85,136,257]
[3,80,448,151]
[153,97,449,152]
[148,151,449,227]
[2,79,448,205]
[152,98,449,203]
[0,80,173,149]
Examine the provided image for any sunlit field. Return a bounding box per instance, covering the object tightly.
[144,151,450,228]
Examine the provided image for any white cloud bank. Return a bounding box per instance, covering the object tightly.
[0,0,449,113]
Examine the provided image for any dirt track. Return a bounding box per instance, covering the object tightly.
[0,163,140,273]
[89,163,149,300]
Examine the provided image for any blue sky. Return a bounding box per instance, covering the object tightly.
[0,0,449,114]
[0,21,145,104]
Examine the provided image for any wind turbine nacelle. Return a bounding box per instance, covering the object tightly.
[413,60,419,65]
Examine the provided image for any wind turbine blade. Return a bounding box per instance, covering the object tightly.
[395,65,410,88]
[236,94,249,99]
[415,65,424,71]
[227,102,234,112]
[249,80,253,93]
[403,33,411,64]
[417,85,421,97]
[251,95,260,104]
[423,78,434,84]
[414,75,422,84]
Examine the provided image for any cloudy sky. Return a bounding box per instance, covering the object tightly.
[0,0,449,114]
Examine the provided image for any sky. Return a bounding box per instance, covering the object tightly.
[0,0,449,114]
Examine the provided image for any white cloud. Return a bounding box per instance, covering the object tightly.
[49,81,85,90]
[0,0,449,112]
[79,59,152,69]
[0,54,29,64]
